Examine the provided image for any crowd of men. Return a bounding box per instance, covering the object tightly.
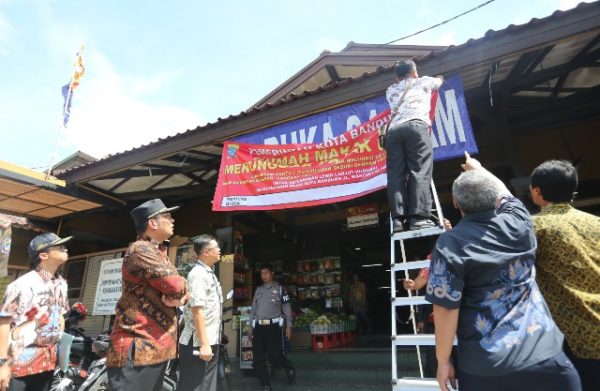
[386,59,598,391]
[0,59,596,391]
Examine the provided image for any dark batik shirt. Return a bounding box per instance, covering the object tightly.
[107,237,187,367]
[425,196,563,376]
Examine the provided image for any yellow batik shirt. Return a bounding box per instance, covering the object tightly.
[532,203,600,359]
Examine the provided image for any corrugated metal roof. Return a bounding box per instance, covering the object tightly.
[59,1,600,181]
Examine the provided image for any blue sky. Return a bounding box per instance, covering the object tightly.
[0,0,589,170]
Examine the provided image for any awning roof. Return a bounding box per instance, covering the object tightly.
[0,160,102,220]
[58,2,600,206]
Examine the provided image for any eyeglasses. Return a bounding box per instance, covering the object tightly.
[44,245,68,253]
[155,213,174,222]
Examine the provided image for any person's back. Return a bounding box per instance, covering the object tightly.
[425,153,581,391]
[430,193,562,375]
[530,160,600,391]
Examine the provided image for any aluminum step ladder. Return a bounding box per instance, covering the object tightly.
[390,180,451,391]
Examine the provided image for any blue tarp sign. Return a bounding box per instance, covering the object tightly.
[235,74,477,161]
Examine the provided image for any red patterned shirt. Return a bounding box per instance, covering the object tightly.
[106,237,186,367]
[0,267,69,377]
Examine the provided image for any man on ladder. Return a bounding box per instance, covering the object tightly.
[250,263,295,391]
[383,59,444,233]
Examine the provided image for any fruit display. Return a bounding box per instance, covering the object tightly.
[293,309,319,327]
[294,310,356,334]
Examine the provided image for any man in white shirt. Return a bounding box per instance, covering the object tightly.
[178,235,222,391]
[384,59,443,232]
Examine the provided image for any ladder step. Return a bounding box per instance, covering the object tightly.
[391,260,431,272]
[392,296,429,306]
[392,334,436,346]
[393,377,441,390]
[392,334,457,346]
[392,226,444,241]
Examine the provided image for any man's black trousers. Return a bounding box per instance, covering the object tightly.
[252,324,293,387]
[457,351,581,391]
[178,340,219,391]
[384,119,433,219]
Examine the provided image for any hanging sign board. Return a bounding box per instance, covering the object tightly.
[214,75,477,211]
[92,258,123,316]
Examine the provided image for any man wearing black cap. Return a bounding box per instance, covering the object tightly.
[0,232,72,391]
[106,199,188,391]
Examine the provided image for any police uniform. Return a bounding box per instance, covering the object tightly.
[251,282,295,390]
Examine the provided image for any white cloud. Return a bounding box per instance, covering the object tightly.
[314,37,346,53]
[437,32,456,46]
[60,49,204,159]
[557,0,590,11]
[416,7,432,20]
[0,12,13,55]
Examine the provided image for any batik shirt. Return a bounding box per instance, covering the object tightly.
[386,76,443,128]
[425,196,563,376]
[533,203,600,359]
[107,237,187,367]
[180,260,222,347]
[0,267,69,378]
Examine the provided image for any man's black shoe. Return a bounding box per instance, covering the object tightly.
[286,367,296,383]
[409,218,437,231]
[392,218,405,233]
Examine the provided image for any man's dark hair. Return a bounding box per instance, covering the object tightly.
[530,160,578,203]
[30,253,42,269]
[135,221,149,235]
[259,263,273,272]
[193,234,216,255]
[395,59,417,79]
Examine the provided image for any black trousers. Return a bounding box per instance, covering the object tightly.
[384,119,433,219]
[9,371,53,391]
[457,351,582,391]
[107,343,168,391]
[564,341,600,391]
[252,324,293,387]
[177,340,219,391]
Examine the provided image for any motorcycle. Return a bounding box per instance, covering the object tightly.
[51,303,98,391]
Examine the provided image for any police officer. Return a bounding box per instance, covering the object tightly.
[251,263,295,391]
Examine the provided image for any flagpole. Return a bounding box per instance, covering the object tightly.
[45,44,85,181]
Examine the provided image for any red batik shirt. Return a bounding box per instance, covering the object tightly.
[0,267,69,377]
[106,237,186,367]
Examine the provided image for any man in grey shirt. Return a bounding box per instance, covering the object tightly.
[251,263,295,391]
[178,235,223,391]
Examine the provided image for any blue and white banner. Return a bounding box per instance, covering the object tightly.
[235,74,477,161]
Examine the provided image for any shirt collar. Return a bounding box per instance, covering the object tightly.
[35,265,60,282]
[196,259,214,273]
[137,235,169,251]
[460,208,497,223]
[540,203,571,214]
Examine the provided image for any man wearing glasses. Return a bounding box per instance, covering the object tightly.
[0,232,72,391]
[178,234,222,391]
[107,199,188,391]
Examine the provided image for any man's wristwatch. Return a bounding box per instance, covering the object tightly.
[0,358,9,366]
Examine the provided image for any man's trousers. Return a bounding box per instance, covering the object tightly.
[107,343,168,391]
[9,371,53,391]
[177,340,219,391]
[384,119,433,219]
[252,324,293,387]
[457,351,581,391]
